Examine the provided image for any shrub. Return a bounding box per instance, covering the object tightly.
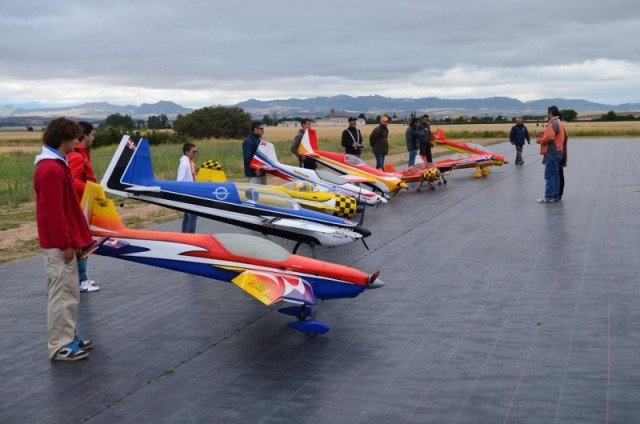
[173,106,252,139]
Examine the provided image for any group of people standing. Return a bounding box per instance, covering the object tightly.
[405,114,433,167]
[34,107,569,361]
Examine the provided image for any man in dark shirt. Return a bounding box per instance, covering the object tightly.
[341,117,363,156]
[509,117,531,165]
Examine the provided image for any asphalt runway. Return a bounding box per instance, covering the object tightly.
[2,138,639,423]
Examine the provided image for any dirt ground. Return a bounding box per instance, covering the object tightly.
[0,203,181,263]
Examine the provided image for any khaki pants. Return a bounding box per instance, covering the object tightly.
[43,249,80,358]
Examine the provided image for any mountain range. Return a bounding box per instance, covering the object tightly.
[1,96,639,124]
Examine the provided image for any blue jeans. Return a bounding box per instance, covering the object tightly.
[181,213,198,233]
[77,257,88,282]
[408,149,418,166]
[544,152,562,200]
[374,153,385,170]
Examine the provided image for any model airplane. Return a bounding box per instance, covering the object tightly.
[196,159,360,219]
[382,162,443,191]
[431,129,508,178]
[250,140,388,206]
[81,182,383,335]
[295,128,408,194]
[101,136,371,251]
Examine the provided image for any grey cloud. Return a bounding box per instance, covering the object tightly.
[1,0,639,105]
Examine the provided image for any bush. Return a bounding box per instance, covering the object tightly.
[142,130,184,145]
[173,106,252,139]
[94,125,124,147]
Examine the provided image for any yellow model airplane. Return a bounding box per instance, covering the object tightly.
[196,160,358,219]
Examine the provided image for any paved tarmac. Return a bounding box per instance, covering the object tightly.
[1,138,639,423]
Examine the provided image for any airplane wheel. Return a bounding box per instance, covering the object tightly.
[307,333,319,338]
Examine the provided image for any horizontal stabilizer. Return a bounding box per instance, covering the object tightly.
[287,320,330,334]
[125,185,162,193]
[232,271,316,306]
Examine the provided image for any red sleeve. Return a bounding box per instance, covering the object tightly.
[67,152,86,199]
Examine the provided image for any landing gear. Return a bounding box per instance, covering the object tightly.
[278,304,330,336]
[292,241,317,258]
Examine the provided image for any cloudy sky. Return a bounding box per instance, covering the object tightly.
[1,0,639,108]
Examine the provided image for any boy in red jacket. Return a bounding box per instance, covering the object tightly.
[34,117,95,361]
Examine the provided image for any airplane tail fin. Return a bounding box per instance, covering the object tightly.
[196,160,227,182]
[297,128,319,155]
[80,181,126,233]
[434,128,446,141]
[252,140,280,170]
[101,135,157,193]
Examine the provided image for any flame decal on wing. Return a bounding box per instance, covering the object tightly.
[232,271,316,306]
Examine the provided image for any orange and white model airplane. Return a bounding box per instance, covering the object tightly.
[296,128,408,194]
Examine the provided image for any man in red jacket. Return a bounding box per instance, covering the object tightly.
[68,122,100,292]
[34,117,95,361]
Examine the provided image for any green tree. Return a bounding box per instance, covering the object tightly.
[104,113,135,131]
[173,106,252,139]
[93,125,123,148]
[147,114,169,129]
[560,109,577,122]
[603,111,617,121]
[262,114,273,126]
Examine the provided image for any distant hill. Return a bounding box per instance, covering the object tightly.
[236,95,640,119]
[0,101,192,124]
[2,96,639,126]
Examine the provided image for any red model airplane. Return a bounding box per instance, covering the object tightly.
[431,128,508,178]
[81,182,383,336]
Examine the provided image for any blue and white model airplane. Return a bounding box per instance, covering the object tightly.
[101,136,371,251]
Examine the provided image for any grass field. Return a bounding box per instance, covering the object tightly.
[1,121,639,263]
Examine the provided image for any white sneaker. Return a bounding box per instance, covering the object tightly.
[80,280,100,292]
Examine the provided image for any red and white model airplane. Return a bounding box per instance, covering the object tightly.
[295,128,408,194]
[81,182,383,336]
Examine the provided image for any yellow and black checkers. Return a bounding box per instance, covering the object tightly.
[196,160,226,182]
[333,195,357,218]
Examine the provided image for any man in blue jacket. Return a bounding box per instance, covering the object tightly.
[509,117,530,165]
[243,121,267,184]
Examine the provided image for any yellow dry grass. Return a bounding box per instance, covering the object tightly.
[264,120,640,142]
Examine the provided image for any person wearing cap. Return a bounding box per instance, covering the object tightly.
[369,116,390,170]
[418,114,433,162]
[341,117,363,156]
[290,118,317,169]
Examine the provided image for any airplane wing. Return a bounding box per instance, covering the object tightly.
[232,271,317,306]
